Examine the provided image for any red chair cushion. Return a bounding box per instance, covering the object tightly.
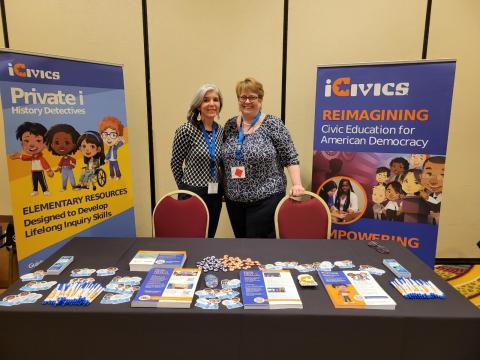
[153,195,207,237]
[278,198,329,239]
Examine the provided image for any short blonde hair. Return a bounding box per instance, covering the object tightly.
[236,77,264,100]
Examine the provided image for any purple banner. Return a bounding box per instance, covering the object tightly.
[312,61,455,267]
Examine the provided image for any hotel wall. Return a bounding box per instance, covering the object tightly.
[427,0,480,257]
[148,0,283,238]
[0,0,478,258]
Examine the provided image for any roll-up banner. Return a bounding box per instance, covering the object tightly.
[0,49,136,274]
[312,60,455,267]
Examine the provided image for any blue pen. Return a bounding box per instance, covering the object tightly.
[55,283,62,306]
[422,279,434,299]
[398,279,410,298]
[82,283,90,305]
[80,283,89,305]
[408,279,423,299]
[402,279,412,298]
[416,280,429,298]
[395,278,410,299]
[64,283,72,306]
[427,280,445,299]
[410,279,420,298]
[419,279,428,299]
[392,279,403,297]
[391,279,407,298]
[404,278,418,299]
[421,280,435,298]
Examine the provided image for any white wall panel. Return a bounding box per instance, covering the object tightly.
[286,0,426,192]
[149,0,284,237]
[428,0,480,258]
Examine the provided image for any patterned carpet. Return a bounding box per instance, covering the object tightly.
[434,264,480,309]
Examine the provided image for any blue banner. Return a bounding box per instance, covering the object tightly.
[312,61,455,267]
[0,50,136,274]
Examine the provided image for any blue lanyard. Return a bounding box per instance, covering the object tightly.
[200,123,217,179]
[235,112,261,161]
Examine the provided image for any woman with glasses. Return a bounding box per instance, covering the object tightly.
[221,77,304,238]
[170,84,224,238]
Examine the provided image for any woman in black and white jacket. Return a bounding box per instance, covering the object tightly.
[170,84,224,238]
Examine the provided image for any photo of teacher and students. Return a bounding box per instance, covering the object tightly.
[317,154,445,226]
[318,177,365,224]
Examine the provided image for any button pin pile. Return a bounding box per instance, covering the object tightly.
[196,256,227,272]
[221,255,261,271]
[196,255,262,272]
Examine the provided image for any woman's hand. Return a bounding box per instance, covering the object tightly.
[287,165,304,197]
[289,184,305,197]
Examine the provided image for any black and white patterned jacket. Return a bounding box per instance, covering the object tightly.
[170,121,223,188]
[221,114,299,202]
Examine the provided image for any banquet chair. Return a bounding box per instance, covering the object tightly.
[274,190,332,239]
[152,190,209,238]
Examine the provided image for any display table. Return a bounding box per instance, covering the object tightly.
[0,237,479,360]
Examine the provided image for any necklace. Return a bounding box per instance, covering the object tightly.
[242,122,255,134]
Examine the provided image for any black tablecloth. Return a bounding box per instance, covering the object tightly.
[0,237,479,360]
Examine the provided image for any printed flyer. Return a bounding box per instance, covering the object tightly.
[0,50,135,274]
[312,61,455,266]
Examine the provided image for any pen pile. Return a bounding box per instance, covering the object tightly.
[42,282,104,306]
[390,278,445,299]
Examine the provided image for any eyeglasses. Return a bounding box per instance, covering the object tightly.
[239,95,258,103]
[101,132,118,139]
[367,241,390,254]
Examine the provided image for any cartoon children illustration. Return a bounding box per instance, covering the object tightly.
[402,169,423,197]
[75,131,105,190]
[347,272,369,281]
[375,166,390,186]
[409,154,429,169]
[331,284,352,303]
[319,180,338,209]
[371,184,386,220]
[45,124,80,191]
[419,156,445,225]
[389,157,409,183]
[401,169,428,224]
[99,116,125,180]
[384,181,404,221]
[9,122,54,196]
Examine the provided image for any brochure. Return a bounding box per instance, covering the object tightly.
[129,250,187,271]
[46,256,74,275]
[131,268,201,308]
[240,270,302,310]
[318,270,396,310]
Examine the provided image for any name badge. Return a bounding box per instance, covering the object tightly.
[231,166,246,179]
[208,182,218,194]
